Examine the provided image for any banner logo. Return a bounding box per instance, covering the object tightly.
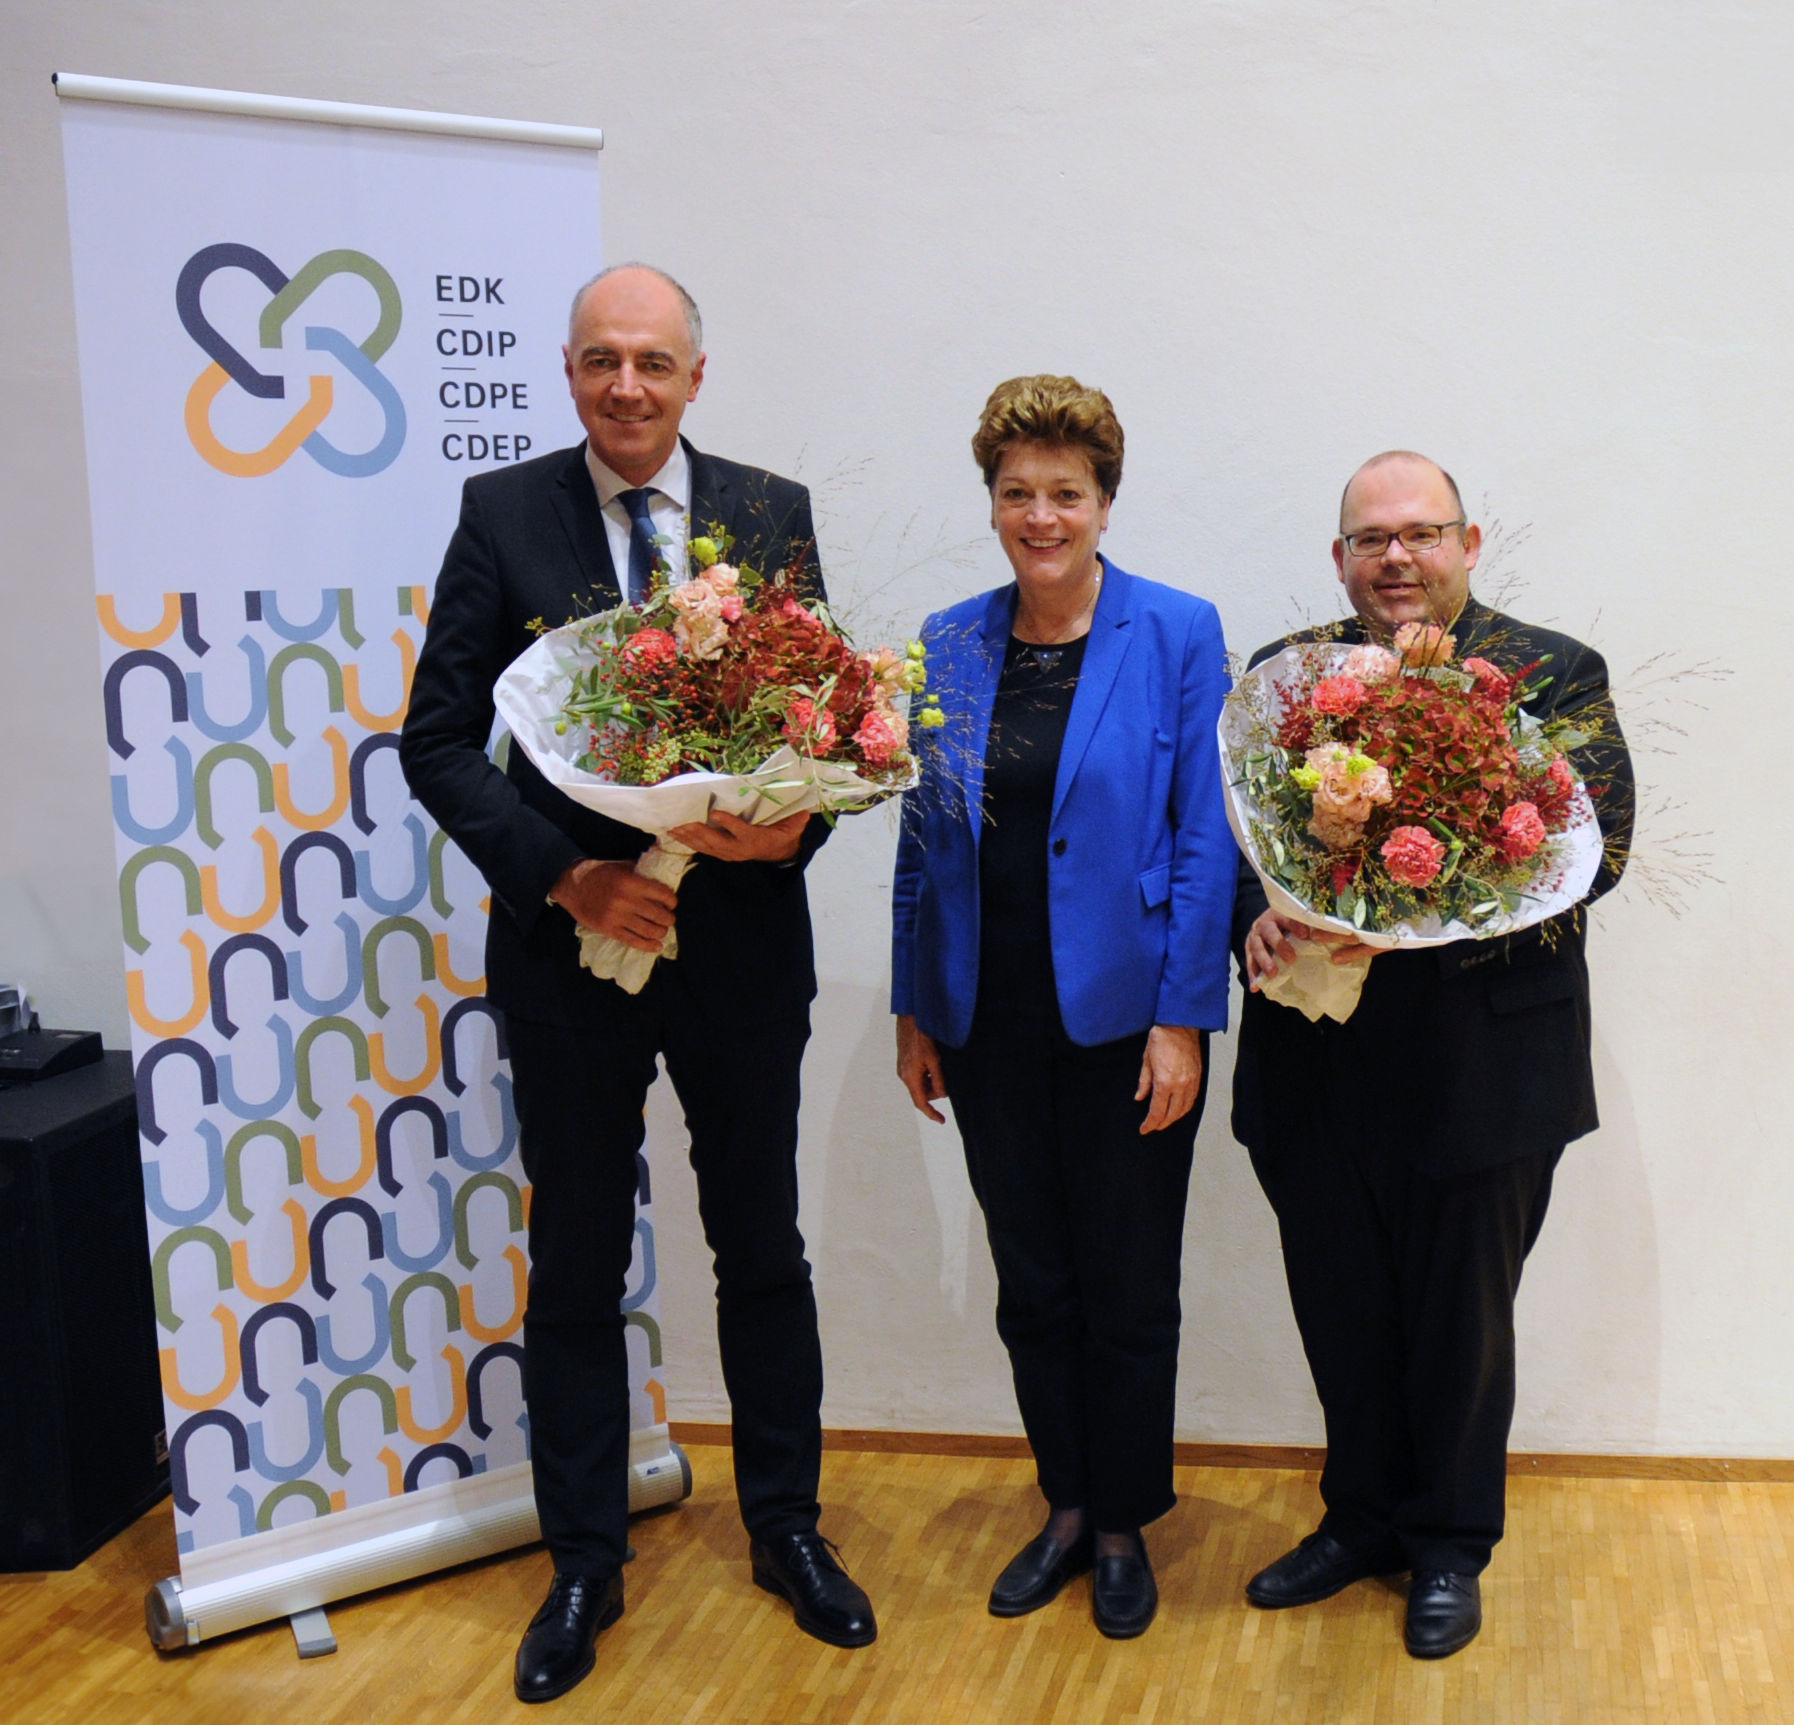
[178,245,406,479]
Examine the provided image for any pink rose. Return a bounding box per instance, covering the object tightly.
[853,705,908,766]
[703,564,740,596]
[1497,801,1548,861]
[1393,622,1456,667]
[1381,825,1447,888]
[1462,657,1512,701]
[1311,674,1368,716]
[719,595,743,622]
[783,696,838,753]
[1305,746,1393,849]
[1343,644,1402,684]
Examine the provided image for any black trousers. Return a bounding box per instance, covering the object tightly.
[1248,1125,1561,1575]
[938,1019,1205,1531]
[506,969,822,1576]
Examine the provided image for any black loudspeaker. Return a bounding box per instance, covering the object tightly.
[0,1052,169,1570]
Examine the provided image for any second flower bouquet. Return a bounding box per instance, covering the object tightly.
[496,530,936,992]
[1220,621,1607,1019]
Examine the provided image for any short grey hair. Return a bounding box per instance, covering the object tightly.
[567,263,703,358]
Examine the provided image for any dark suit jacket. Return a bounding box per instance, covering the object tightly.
[399,438,830,1029]
[1230,598,1636,1176]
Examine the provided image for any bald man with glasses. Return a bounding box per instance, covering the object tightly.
[1229,452,1635,1658]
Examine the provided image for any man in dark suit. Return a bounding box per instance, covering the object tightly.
[1231,451,1634,1659]
[400,264,875,1704]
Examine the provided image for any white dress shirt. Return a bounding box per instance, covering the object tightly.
[584,440,692,591]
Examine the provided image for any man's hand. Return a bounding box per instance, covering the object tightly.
[1245,909,1380,991]
[550,859,678,953]
[1135,1024,1204,1134]
[667,808,812,864]
[896,1014,948,1123]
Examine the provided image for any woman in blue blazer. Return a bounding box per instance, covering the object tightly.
[892,376,1235,1638]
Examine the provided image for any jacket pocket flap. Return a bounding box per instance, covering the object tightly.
[1487,963,1580,1015]
[1139,862,1173,909]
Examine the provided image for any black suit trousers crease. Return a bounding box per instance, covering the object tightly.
[507,962,823,1577]
[938,1017,1208,1533]
[1245,1023,1561,1576]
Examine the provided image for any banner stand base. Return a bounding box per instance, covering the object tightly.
[289,1608,337,1659]
[143,1438,691,1650]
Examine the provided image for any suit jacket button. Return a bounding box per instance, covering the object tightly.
[1052,838,1067,856]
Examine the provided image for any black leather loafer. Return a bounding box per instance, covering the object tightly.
[1404,1571,1482,1658]
[988,1528,1095,1617]
[1245,1531,1404,1609]
[1091,1541,1157,1639]
[514,1570,624,1704]
[751,1531,878,1648]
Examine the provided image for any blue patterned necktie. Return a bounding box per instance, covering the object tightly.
[617,486,659,604]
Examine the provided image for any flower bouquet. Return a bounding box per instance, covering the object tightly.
[1219,622,1605,1021]
[495,530,938,993]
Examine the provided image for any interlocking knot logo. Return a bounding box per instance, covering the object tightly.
[178,244,406,478]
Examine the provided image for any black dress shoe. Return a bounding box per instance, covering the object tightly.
[1091,1539,1157,1639]
[514,1570,624,1704]
[988,1528,1095,1617]
[750,1531,877,1648]
[1404,1571,1482,1658]
[1245,1530,1403,1609]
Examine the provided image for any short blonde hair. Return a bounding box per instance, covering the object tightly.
[972,375,1124,499]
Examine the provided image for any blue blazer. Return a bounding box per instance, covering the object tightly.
[892,559,1235,1048]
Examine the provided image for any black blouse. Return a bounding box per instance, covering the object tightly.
[975,631,1090,1030]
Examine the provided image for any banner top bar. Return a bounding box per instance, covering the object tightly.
[52,72,603,151]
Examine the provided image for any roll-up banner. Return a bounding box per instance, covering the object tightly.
[53,76,686,1648]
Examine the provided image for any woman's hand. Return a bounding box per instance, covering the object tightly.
[896,1014,948,1123]
[1245,909,1380,990]
[1135,1024,1204,1134]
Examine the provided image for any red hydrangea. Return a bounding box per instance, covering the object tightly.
[1381,825,1447,888]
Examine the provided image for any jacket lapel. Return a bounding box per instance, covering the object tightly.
[686,439,733,556]
[549,444,622,603]
[1051,559,1134,824]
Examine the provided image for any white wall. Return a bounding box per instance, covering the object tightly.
[3,0,1787,1456]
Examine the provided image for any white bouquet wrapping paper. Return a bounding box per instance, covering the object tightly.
[1220,643,1606,1022]
[496,622,915,993]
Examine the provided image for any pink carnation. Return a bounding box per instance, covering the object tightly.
[1311,675,1368,716]
[1343,644,1402,684]
[783,696,837,753]
[623,626,679,668]
[1548,756,1575,793]
[1462,657,1512,701]
[1380,825,1447,888]
[1497,801,1548,862]
[853,705,908,767]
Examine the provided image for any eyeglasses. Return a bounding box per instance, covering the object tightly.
[1339,520,1465,557]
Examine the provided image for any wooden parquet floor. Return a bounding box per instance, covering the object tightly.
[2,1445,1790,1724]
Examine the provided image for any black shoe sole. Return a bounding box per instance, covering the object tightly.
[752,1569,878,1648]
[513,1595,624,1704]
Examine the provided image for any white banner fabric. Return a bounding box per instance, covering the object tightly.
[56,92,674,1607]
